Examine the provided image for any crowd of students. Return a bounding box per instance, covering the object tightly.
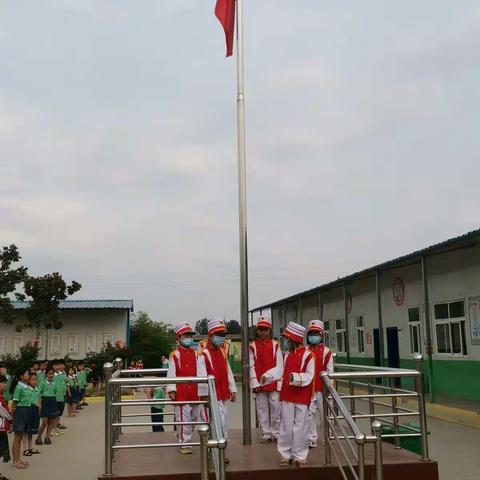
[164,316,332,467]
[0,359,90,477]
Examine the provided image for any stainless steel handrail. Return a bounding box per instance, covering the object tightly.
[321,355,430,480]
[103,364,226,480]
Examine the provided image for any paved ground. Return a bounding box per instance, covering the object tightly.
[8,393,480,480]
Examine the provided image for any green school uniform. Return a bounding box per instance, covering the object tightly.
[39,380,57,398]
[37,371,46,385]
[76,371,86,389]
[29,386,40,406]
[152,387,165,411]
[4,375,12,402]
[13,382,31,407]
[54,373,67,402]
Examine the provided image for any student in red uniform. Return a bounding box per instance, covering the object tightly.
[306,320,333,448]
[197,317,237,461]
[260,321,314,468]
[167,322,199,455]
[249,316,283,442]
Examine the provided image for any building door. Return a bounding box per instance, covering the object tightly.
[373,329,381,367]
[386,327,400,387]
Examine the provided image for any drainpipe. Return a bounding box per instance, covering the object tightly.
[421,256,436,403]
[343,283,351,364]
[375,271,385,367]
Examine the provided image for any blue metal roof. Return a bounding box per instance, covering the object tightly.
[13,299,134,311]
[251,227,480,312]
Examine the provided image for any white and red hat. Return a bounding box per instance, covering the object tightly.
[256,316,272,329]
[283,321,305,344]
[175,322,195,337]
[308,320,324,333]
[208,317,227,336]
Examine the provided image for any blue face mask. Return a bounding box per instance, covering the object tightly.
[308,335,321,345]
[283,339,291,351]
[212,335,225,347]
[181,337,194,348]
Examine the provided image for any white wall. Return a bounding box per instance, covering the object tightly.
[0,309,129,360]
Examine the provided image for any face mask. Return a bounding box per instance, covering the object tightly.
[283,339,291,351]
[181,337,194,348]
[212,335,225,347]
[308,335,321,345]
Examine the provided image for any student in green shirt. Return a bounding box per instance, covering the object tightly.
[36,367,59,445]
[23,372,41,457]
[36,361,47,385]
[145,386,166,432]
[10,369,31,470]
[76,362,91,407]
[53,361,68,431]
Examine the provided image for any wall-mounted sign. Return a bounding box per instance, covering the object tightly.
[346,291,353,314]
[393,278,405,306]
[366,332,373,345]
[468,297,480,345]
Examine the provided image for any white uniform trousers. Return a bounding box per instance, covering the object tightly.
[175,404,199,445]
[277,401,310,461]
[200,400,229,439]
[307,391,325,444]
[255,390,281,440]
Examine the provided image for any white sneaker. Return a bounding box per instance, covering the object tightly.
[308,441,317,449]
[259,436,271,443]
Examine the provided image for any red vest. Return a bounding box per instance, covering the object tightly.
[202,343,231,401]
[171,346,199,402]
[250,338,278,392]
[280,346,314,406]
[308,344,332,392]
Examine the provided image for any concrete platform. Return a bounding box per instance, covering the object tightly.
[101,429,439,480]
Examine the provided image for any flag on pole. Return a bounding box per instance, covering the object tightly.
[215,0,236,57]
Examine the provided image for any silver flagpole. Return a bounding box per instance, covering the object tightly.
[236,0,251,445]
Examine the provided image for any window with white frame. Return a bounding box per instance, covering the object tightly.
[335,319,346,353]
[0,336,5,355]
[13,335,24,355]
[434,300,468,356]
[68,335,79,354]
[86,334,97,353]
[408,307,422,354]
[49,334,60,355]
[356,316,365,353]
[103,333,114,346]
[324,321,331,347]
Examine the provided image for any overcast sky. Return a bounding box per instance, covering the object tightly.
[1,0,479,326]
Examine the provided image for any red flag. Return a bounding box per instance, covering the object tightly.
[215,0,236,57]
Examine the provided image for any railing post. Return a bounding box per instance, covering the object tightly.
[198,425,210,480]
[414,354,429,461]
[322,378,331,465]
[372,420,383,480]
[368,382,375,433]
[104,362,114,476]
[349,379,356,415]
[356,435,366,480]
[389,378,400,448]
[218,439,227,480]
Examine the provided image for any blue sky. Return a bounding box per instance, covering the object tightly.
[1,1,479,325]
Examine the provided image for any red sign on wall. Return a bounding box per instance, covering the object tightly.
[393,278,405,306]
[366,332,372,345]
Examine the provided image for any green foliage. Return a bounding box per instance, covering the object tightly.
[226,319,241,334]
[129,311,175,368]
[0,340,40,373]
[85,342,130,380]
[195,318,208,335]
[0,244,28,325]
[19,273,82,333]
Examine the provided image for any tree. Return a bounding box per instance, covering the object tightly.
[226,319,241,334]
[17,273,82,336]
[195,318,208,335]
[85,341,130,382]
[0,244,28,325]
[129,311,176,368]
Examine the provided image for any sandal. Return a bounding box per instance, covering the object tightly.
[279,458,291,467]
[30,449,41,454]
[35,439,43,445]
[45,437,52,445]
[23,450,33,457]
[295,460,307,467]
[12,461,27,469]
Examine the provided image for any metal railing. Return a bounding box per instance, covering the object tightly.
[103,359,226,480]
[322,354,430,480]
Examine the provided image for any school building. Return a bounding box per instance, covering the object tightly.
[0,299,134,360]
[250,228,480,403]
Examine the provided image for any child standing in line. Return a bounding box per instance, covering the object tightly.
[66,367,79,417]
[23,373,41,457]
[76,362,90,408]
[197,318,237,463]
[249,316,283,443]
[144,385,166,433]
[167,322,200,454]
[10,369,31,470]
[36,367,59,445]
[36,361,47,386]
[0,374,12,474]
[54,360,67,433]
[261,321,314,468]
[0,366,11,404]
[306,320,333,448]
